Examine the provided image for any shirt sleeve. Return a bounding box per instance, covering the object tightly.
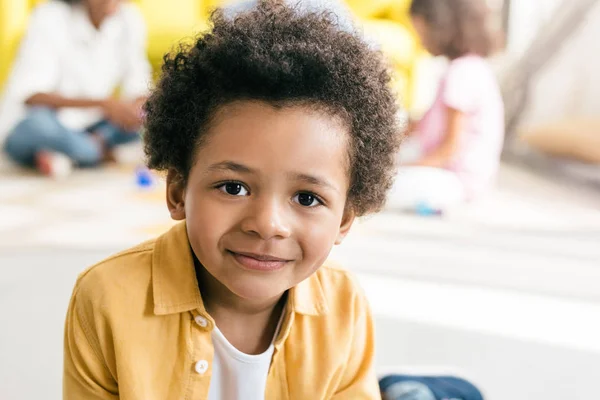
[442,59,481,113]
[120,5,152,100]
[3,6,61,105]
[332,289,381,399]
[63,286,118,400]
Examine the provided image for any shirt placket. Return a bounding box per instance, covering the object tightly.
[185,310,215,400]
[265,309,294,400]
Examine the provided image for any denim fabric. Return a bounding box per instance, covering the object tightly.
[4,107,139,167]
[380,375,484,400]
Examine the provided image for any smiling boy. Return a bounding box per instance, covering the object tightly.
[63,1,401,399]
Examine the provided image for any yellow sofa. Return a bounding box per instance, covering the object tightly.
[0,0,31,92]
[0,0,422,108]
[132,0,209,77]
[346,0,423,108]
[0,0,211,85]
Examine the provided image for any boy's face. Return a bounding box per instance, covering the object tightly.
[167,101,355,302]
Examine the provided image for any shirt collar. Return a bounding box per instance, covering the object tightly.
[152,221,329,317]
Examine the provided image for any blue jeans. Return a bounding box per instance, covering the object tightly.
[380,375,484,400]
[3,107,139,167]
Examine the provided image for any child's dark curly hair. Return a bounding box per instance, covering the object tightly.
[144,0,401,216]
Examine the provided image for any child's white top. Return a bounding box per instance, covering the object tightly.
[0,0,152,140]
[416,55,505,197]
[207,324,275,400]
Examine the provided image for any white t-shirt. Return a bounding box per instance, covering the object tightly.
[207,325,275,400]
[0,0,152,140]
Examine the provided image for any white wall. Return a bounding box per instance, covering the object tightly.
[506,0,563,56]
[521,3,600,127]
[505,0,600,127]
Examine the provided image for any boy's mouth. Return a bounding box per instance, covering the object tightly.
[227,250,290,272]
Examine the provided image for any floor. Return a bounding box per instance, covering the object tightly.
[1,153,599,400]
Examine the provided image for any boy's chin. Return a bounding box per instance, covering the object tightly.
[225,279,288,305]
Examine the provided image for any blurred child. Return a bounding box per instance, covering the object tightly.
[63,1,400,398]
[389,0,504,211]
[0,0,151,178]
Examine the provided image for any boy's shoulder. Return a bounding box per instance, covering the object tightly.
[74,238,157,300]
[317,260,360,287]
[311,261,368,312]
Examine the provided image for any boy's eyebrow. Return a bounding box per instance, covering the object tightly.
[290,173,340,194]
[207,161,255,174]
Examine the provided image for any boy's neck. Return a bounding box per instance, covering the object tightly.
[194,258,287,354]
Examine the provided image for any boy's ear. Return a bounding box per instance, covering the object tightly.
[166,169,186,221]
[335,205,356,245]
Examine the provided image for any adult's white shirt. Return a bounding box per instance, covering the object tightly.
[0,0,152,141]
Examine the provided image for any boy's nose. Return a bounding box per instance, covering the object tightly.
[240,199,292,240]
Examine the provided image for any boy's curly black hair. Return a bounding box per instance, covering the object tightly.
[144,0,401,216]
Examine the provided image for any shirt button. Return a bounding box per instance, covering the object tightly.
[194,315,208,328]
[195,360,209,374]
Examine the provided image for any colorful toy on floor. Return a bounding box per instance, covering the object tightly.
[135,165,154,188]
[415,201,443,217]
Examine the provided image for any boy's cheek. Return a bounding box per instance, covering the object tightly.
[299,220,342,257]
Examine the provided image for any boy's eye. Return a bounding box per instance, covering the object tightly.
[218,182,249,196]
[293,192,321,207]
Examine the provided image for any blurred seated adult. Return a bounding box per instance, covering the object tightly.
[0,0,152,177]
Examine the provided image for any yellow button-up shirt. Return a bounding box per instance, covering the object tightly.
[63,222,380,399]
